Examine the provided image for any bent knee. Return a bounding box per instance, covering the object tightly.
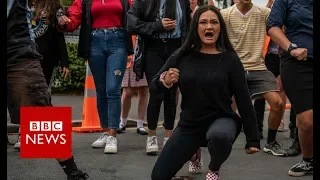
[122,89,134,99]
[207,131,234,145]
[297,111,313,131]
[269,97,284,111]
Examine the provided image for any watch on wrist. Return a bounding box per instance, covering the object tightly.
[287,43,298,53]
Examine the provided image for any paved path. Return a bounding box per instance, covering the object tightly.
[7,122,312,180]
[8,95,312,180]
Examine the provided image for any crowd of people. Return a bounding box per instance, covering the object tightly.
[7,0,312,180]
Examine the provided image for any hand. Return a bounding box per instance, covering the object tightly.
[290,48,308,61]
[164,68,180,85]
[245,147,260,154]
[58,15,71,27]
[162,18,176,31]
[59,67,70,80]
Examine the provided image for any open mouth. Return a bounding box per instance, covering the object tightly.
[204,32,214,38]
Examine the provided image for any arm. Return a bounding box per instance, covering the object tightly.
[126,0,164,36]
[57,0,82,32]
[266,0,290,51]
[149,49,180,94]
[266,0,273,8]
[229,53,260,149]
[56,32,69,68]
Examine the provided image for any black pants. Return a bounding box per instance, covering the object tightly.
[253,53,297,132]
[151,117,237,180]
[144,38,181,130]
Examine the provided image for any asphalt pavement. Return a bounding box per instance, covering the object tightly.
[7,95,313,180]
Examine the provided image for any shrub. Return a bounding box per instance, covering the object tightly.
[52,43,86,94]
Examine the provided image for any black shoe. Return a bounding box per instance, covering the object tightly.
[286,140,301,157]
[263,141,287,157]
[259,132,263,139]
[137,127,148,135]
[288,160,313,177]
[117,126,126,133]
[67,170,89,180]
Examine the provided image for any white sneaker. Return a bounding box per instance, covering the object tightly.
[13,135,20,150]
[104,136,118,154]
[92,132,109,148]
[146,136,159,154]
[163,137,169,148]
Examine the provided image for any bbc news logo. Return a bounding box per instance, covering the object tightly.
[27,121,66,145]
[20,107,72,158]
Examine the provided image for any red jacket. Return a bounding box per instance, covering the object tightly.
[58,0,133,58]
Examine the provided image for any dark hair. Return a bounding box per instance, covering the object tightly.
[179,5,235,54]
[29,0,64,23]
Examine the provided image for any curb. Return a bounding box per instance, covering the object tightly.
[7,119,149,134]
[7,119,178,134]
[71,119,148,128]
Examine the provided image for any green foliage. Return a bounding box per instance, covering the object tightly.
[52,43,86,94]
[61,0,74,6]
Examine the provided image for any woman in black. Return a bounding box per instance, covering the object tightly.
[127,0,192,154]
[29,0,70,91]
[150,5,260,180]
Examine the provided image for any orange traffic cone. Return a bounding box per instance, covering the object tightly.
[72,61,103,133]
[267,103,291,110]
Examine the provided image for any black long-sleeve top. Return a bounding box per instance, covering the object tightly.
[30,3,69,68]
[150,50,260,149]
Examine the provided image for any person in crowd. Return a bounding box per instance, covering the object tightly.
[254,39,286,137]
[212,0,287,157]
[8,0,70,150]
[119,35,149,135]
[7,0,88,179]
[126,0,192,154]
[29,0,70,93]
[267,0,313,176]
[254,31,301,157]
[57,0,134,154]
[150,5,260,180]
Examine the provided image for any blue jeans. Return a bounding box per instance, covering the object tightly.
[89,28,128,129]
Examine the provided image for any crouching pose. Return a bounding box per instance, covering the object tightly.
[150,5,260,180]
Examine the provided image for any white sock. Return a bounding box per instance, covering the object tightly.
[137,120,144,129]
[120,118,127,127]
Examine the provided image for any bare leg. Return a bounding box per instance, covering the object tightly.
[121,87,134,120]
[296,110,313,158]
[263,92,285,132]
[137,87,148,121]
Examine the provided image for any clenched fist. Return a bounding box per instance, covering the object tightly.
[58,15,71,27]
[164,68,180,85]
[290,48,308,61]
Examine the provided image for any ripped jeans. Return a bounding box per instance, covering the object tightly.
[7,45,52,124]
[88,28,128,129]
